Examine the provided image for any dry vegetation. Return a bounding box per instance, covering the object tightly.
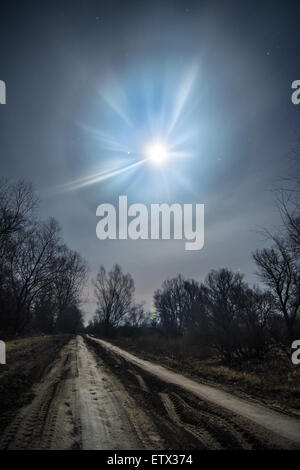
[107,333,300,417]
[0,335,70,434]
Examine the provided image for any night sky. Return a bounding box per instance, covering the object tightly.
[1,0,300,319]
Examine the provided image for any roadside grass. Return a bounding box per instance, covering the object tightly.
[6,335,52,352]
[0,334,71,437]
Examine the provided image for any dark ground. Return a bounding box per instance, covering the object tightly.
[0,335,70,435]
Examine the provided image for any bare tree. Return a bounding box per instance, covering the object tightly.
[204,268,247,360]
[53,246,88,313]
[7,218,63,333]
[55,304,84,334]
[94,264,134,328]
[154,275,205,335]
[154,275,186,334]
[238,286,275,357]
[0,179,37,254]
[0,179,88,336]
[275,132,300,255]
[34,245,88,333]
[124,302,146,327]
[253,237,300,343]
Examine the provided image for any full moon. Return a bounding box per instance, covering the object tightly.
[146,141,169,166]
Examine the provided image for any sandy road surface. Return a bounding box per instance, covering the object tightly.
[0,336,163,450]
[88,336,300,448]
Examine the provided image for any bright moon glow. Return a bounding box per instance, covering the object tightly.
[146,141,169,166]
[59,64,198,192]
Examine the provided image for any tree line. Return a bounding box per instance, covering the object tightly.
[0,179,87,338]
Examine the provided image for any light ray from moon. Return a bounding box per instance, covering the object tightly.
[81,125,130,153]
[59,159,146,192]
[100,94,134,128]
[99,73,134,128]
[167,65,198,137]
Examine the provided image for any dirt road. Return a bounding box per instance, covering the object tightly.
[1,335,299,450]
[0,336,163,450]
[87,335,300,449]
